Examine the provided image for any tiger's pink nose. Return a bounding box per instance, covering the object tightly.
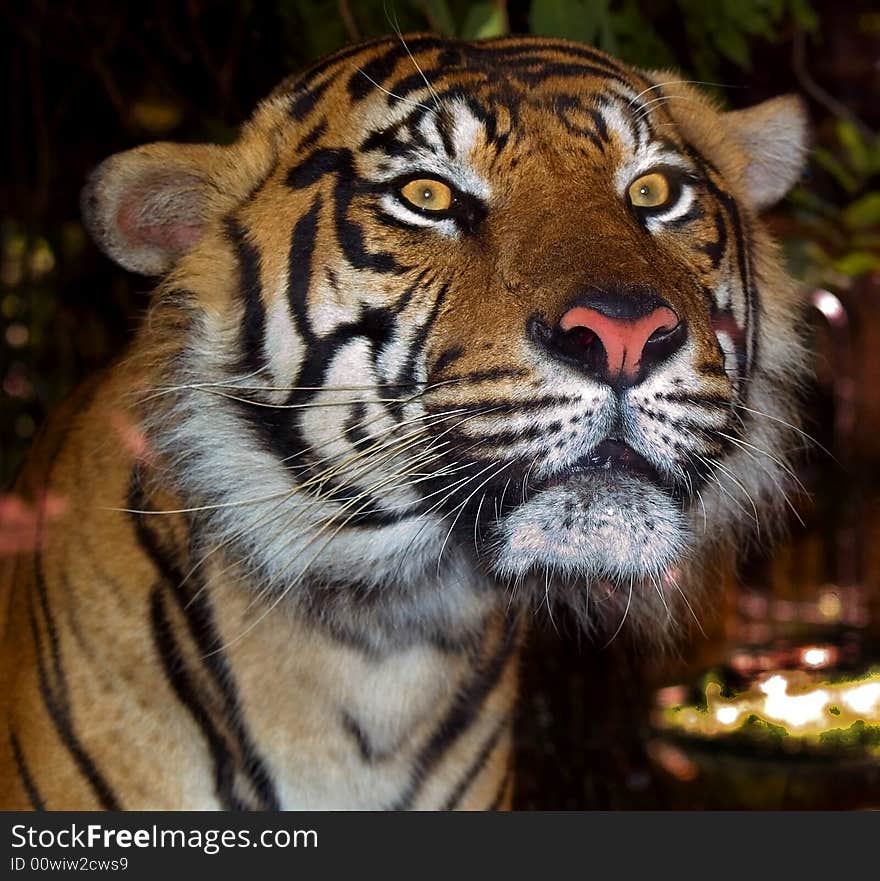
[558,304,683,383]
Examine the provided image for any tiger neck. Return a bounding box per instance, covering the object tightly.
[133,463,502,653]
[131,470,520,809]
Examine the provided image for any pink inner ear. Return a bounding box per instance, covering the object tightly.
[115,185,204,255]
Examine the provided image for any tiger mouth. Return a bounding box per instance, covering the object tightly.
[539,439,672,493]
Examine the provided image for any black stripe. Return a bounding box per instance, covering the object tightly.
[276,35,396,105]
[473,37,637,80]
[470,419,563,448]
[670,417,733,440]
[149,587,251,811]
[447,393,579,414]
[150,588,254,811]
[700,210,728,268]
[172,590,281,810]
[32,556,64,700]
[432,345,466,376]
[555,95,607,149]
[386,70,444,105]
[332,153,407,275]
[343,401,371,450]
[287,146,408,274]
[685,146,756,380]
[369,207,427,233]
[230,208,416,526]
[430,367,530,385]
[437,90,509,150]
[28,548,122,810]
[344,41,636,154]
[295,118,328,153]
[391,269,429,315]
[9,729,46,810]
[496,58,635,91]
[286,194,322,346]
[589,107,610,144]
[720,190,757,380]
[656,390,732,409]
[341,711,402,764]
[290,74,335,121]
[477,46,626,80]
[596,92,643,149]
[131,477,281,810]
[441,714,509,810]
[286,147,349,191]
[342,712,377,763]
[389,615,519,810]
[697,361,728,378]
[435,104,458,158]
[359,123,413,157]
[224,217,267,375]
[30,612,121,810]
[665,203,704,229]
[346,36,448,101]
[14,404,120,810]
[395,282,451,390]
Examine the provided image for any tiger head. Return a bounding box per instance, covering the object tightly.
[82,36,809,645]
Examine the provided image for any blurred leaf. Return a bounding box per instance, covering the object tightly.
[788,0,819,30]
[609,1,676,69]
[836,119,871,176]
[597,7,618,56]
[801,240,831,265]
[676,0,816,78]
[730,0,775,41]
[420,0,457,35]
[851,232,880,250]
[279,0,348,58]
[842,193,880,229]
[529,0,608,45]
[788,185,837,217]
[713,25,751,68]
[461,2,508,39]
[812,147,861,194]
[831,251,880,277]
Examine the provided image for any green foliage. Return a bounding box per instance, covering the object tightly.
[786,119,880,288]
[605,2,676,70]
[422,1,458,35]
[530,0,612,46]
[527,0,817,77]
[744,714,790,740]
[267,1,822,86]
[274,0,506,53]
[461,2,509,39]
[818,720,880,749]
[679,0,816,77]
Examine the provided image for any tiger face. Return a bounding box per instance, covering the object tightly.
[83,36,808,644]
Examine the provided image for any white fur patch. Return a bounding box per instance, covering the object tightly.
[495,474,687,584]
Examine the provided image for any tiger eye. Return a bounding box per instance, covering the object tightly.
[400,179,453,211]
[628,172,671,209]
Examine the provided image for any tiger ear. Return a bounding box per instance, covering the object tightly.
[725,95,810,211]
[80,142,234,276]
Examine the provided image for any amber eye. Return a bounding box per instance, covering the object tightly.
[628,172,671,209]
[400,178,453,212]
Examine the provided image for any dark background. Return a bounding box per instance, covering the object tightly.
[2,0,879,808]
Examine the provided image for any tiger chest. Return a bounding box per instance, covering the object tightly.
[211,601,518,810]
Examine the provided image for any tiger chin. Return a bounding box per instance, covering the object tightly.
[0,35,809,810]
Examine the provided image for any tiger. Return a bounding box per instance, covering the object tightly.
[0,33,809,810]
